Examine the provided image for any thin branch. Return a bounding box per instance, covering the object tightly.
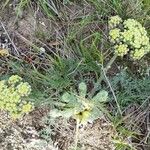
[0,21,19,56]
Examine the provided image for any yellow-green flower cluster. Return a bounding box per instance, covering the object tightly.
[130,48,145,60]
[108,15,122,28]
[114,44,129,57]
[109,28,121,43]
[108,16,150,60]
[0,75,33,119]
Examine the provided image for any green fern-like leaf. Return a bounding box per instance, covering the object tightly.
[88,107,103,123]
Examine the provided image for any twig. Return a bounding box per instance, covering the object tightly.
[15,31,39,50]
[0,21,19,56]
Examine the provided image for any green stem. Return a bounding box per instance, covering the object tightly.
[91,55,117,97]
[102,67,122,115]
[105,54,118,72]
[91,54,122,115]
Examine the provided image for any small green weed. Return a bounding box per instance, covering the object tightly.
[111,69,150,108]
[50,82,108,149]
[50,82,108,124]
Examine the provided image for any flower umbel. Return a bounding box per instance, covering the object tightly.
[17,82,31,96]
[109,16,150,60]
[114,44,129,57]
[108,15,122,28]
[0,75,33,119]
[109,28,121,43]
[8,75,22,84]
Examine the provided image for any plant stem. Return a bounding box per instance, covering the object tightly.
[102,66,122,115]
[91,54,117,97]
[74,119,80,150]
[105,54,117,72]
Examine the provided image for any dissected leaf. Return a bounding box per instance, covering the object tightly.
[49,109,62,118]
[88,107,103,123]
[52,101,66,107]
[50,108,74,118]
[92,90,108,103]
[74,103,84,114]
[61,108,74,118]
[78,82,87,98]
[62,92,76,103]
